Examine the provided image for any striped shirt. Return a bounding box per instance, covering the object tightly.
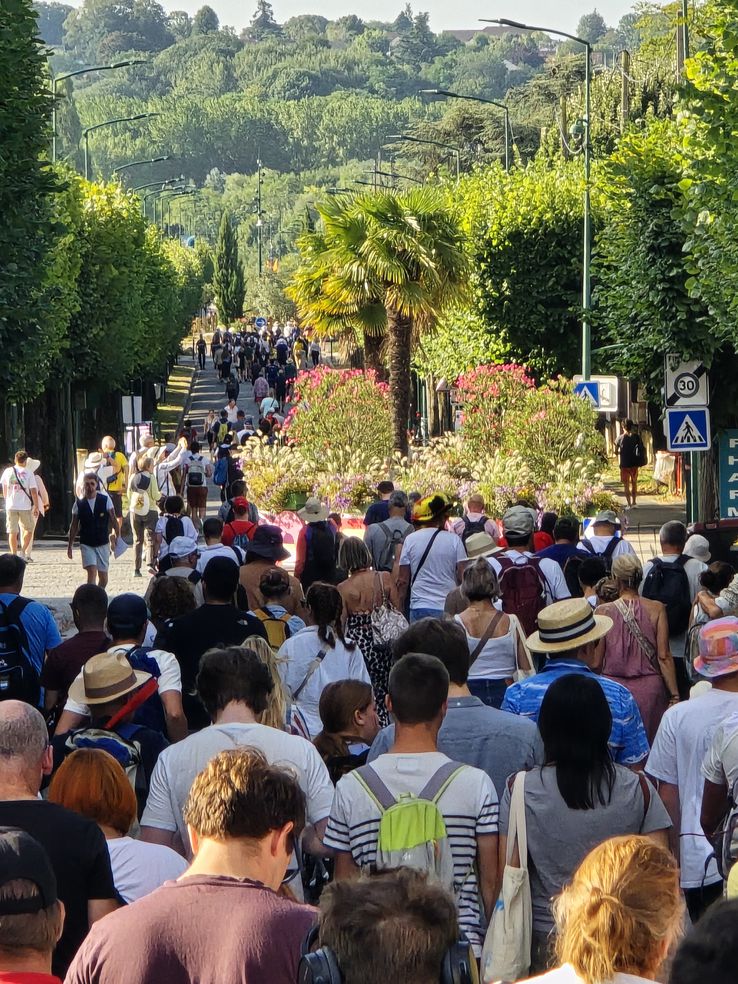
[502,659,650,766]
[324,752,498,950]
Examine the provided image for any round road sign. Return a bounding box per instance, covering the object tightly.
[674,372,699,400]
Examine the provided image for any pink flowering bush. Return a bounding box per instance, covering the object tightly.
[456,364,535,458]
[284,367,393,467]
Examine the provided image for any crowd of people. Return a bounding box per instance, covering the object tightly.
[6,357,738,982]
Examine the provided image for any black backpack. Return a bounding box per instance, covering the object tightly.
[164,516,185,543]
[461,515,488,544]
[641,555,692,635]
[375,522,406,572]
[0,597,37,705]
[579,536,619,574]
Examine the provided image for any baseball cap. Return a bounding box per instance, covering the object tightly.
[503,505,535,537]
[107,593,148,633]
[168,536,199,559]
[232,496,250,511]
[0,828,58,914]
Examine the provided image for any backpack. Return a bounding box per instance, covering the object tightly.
[633,436,648,467]
[354,761,466,893]
[253,607,292,650]
[131,473,152,514]
[213,457,228,486]
[227,521,255,552]
[579,536,619,574]
[497,554,548,637]
[375,522,406,572]
[562,552,587,598]
[187,454,206,488]
[63,724,148,814]
[164,516,185,544]
[461,515,489,544]
[641,556,692,635]
[121,645,166,733]
[215,422,229,444]
[0,597,36,706]
[713,776,738,880]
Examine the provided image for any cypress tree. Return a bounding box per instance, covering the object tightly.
[212,210,245,324]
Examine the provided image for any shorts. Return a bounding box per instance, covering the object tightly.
[6,509,35,536]
[187,486,208,508]
[108,491,123,518]
[620,466,639,483]
[80,543,110,572]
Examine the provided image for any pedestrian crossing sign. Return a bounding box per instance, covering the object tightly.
[574,381,600,409]
[666,407,711,452]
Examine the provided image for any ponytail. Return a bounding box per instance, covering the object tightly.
[306,582,355,651]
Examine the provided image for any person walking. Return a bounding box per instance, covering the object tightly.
[196,333,207,370]
[616,419,647,509]
[67,472,117,589]
[128,456,160,577]
[397,493,466,621]
[594,554,679,743]
[100,437,128,535]
[295,498,338,591]
[1,450,41,559]
[183,440,211,536]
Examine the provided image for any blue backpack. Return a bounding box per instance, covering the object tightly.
[113,646,166,734]
[213,457,228,486]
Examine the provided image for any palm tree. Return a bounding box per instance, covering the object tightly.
[288,187,468,454]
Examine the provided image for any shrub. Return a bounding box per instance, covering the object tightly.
[455,363,535,458]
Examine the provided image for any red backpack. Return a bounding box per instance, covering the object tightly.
[496,553,548,637]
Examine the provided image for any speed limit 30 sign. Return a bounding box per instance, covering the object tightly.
[665,355,710,408]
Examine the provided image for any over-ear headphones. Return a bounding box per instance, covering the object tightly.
[298,926,480,984]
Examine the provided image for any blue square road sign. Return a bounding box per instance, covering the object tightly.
[666,407,711,452]
[574,381,600,409]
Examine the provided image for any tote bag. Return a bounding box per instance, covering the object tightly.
[481,770,532,983]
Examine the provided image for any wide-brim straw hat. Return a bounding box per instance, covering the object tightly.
[68,651,151,706]
[465,532,501,560]
[298,497,329,522]
[527,598,613,653]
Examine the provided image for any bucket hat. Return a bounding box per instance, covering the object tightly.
[694,617,738,679]
[298,497,329,523]
[246,525,290,562]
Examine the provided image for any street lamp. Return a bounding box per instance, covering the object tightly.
[113,155,172,175]
[485,18,592,379]
[365,168,424,186]
[387,133,461,181]
[51,60,147,163]
[419,88,510,172]
[143,181,186,222]
[82,113,160,181]
[131,175,185,194]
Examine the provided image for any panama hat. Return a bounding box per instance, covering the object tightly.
[694,617,738,679]
[68,651,152,706]
[298,497,329,522]
[527,598,613,654]
[464,532,501,560]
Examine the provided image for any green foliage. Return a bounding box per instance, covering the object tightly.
[414,305,510,382]
[244,0,282,42]
[0,0,61,401]
[192,5,218,35]
[213,211,245,324]
[576,10,608,43]
[62,0,173,62]
[34,0,72,45]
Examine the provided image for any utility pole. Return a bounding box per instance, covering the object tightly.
[621,50,631,133]
[560,96,569,160]
[257,159,263,278]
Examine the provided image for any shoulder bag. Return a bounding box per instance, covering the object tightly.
[614,598,669,696]
[466,610,503,668]
[291,648,328,702]
[481,771,532,983]
[410,528,442,589]
[371,572,409,646]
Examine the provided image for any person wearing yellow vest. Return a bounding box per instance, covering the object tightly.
[101,436,129,534]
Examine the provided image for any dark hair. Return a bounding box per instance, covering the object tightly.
[388,653,449,725]
[230,480,246,498]
[315,680,374,783]
[538,675,615,810]
[71,584,108,624]
[393,619,469,686]
[164,495,184,515]
[259,568,290,598]
[554,517,579,542]
[377,481,395,495]
[660,520,687,550]
[306,582,355,650]
[190,440,201,453]
[202,517,224,540]
[202,556,240,601]
[183,747,305,843]
[0,879,63,954]
[701,562,734,595]
[578,556,607,589]
[0,554,26,590]
[196,646,273,719]
[623,419,634,432]
[670,898,738,984]
[540,512,558,536]
[319,868,458,984]
[328,512,342,528]
[148,577,197,625]
[505,531,531,547]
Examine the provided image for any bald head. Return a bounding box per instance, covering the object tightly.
[101,436,116,451]
[0,702,48,764]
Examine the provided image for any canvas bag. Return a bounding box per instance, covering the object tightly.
[481,771,531,983]
[371,573,409,646]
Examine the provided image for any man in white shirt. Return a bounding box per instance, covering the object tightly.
[0,450,40,559]
[489,505,570,605]
[398,493,466,621]
[223,399,240,425]
[641,520,707,699]
[578,510,637,561]
[325,652,499,956]
[141,646,333,863]
[647,616,738,921]
[196,518,242,574]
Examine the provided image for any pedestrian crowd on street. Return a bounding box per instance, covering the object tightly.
[3,336,738,984]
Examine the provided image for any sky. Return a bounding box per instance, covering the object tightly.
[62,0,638,36]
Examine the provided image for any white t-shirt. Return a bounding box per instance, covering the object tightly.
[224,403,240,424]
[526,966,652,984]
[277,626,371,738]
[324,751,499,952]
[488,550,571,604]
[106,836,187,904]
[647,687,738,887]
[141,721,334,856]
[0,466,37,511]
[399,528,467,610]
[196,543,241,575]
[640,554,707,657]
[703,710,738,790]
[156,514,198,560]
[64,645,182,717]
[578,532,637,559]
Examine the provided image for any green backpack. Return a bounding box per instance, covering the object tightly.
[354,761,466,892]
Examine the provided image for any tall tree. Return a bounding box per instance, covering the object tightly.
[576,9,608,43]
[243,0,282,42]
[192,4,218,35]
[289,188,468,454]
[213,211,245,324]
[33,0,72,45]
[167,9,191,39]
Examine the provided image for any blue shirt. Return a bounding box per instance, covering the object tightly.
[536,543,580,568]
[0,592,62,677]
[501,658,649,766]
[248,604,305,638]
[363,500,390,527]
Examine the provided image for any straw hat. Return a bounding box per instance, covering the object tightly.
[464,532,501,560]
[527,598,613,654]
[298,497,329,522]
[68,651,151,706]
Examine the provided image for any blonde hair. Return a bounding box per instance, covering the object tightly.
[554,835,683,983]
[242,635,288,730]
